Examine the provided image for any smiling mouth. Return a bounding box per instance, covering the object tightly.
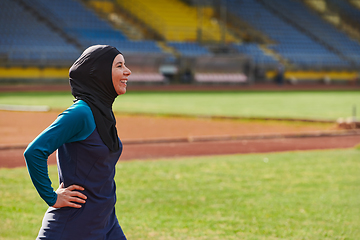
[120,80,128,85]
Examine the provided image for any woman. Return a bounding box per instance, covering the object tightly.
[24,45,131,239]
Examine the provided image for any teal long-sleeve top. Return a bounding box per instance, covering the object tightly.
[24,100,96,206]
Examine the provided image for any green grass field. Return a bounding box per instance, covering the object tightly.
[1,90,359,239]
[1,149,359,240]
[0,90,359,120]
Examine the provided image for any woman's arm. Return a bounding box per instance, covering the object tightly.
[24,100,95,207]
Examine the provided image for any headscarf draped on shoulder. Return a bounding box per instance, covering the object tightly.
[69,45,121,152]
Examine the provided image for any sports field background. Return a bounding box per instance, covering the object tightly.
[1,90,359,120]
[1,149,359,239]
[2,0,360,238]
[0,89,360,239]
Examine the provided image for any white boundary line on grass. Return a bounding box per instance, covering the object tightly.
[0,104,50,112]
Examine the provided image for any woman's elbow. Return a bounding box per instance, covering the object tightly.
[23,144,35,162]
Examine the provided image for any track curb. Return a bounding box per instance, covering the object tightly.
[2,129,360,150]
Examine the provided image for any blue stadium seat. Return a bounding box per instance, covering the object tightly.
[326,0,360,25]
[0,0,80,64]
[232,43,278,65]
[0,0,165,66]
[167,42,211,56]
[261,0,360,66]
[29,0,164,54]
[225,0,351,68]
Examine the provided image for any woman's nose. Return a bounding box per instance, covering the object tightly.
[126,67,131,75]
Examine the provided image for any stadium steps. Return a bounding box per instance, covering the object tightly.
[167,42,212,56]
[109,1,164,41]
[304,0,360,43]
[348,0,360,9]
[116,0,239,43]
[304,0,327,12]
[258,45,289,66]
[258,0,356,66]
[259,0,342,60]
[323,0,360,42]
[225,0,351,68]
[85,0,144,40]
[225,11,274,44]
[13,0,83,50]
[0,0,82,67]
[157,42,179,56]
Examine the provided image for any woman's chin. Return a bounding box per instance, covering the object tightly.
[117,89,127,95]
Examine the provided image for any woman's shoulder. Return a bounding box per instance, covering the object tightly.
[64,100,92,117]
[58,100,95,126]
[54,100,96,139]
[70,99,91,111]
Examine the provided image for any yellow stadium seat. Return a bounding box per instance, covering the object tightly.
[89,1,115,13]
[0,67,68,79]
[266,70,358,81]
[117,0,238,42]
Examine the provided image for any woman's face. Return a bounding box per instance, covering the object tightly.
[112,54,131,95]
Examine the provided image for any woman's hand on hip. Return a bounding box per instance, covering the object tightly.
[52,183,87,208]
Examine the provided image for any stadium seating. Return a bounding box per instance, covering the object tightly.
[326,0,360,25]
[29,0,126,41]
[225,0,351,68]
[0,0,168,83]
[261,0,360,66]
[1,0,358,83]
[0,0,80,65]
[88,0,115,14]
[349,0,360,9]
[167,42,212,56]
[232,43,278,66]
[26,0,164,54]
[116,0,238,42]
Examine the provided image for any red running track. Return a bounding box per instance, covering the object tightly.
[1,135,359,168]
